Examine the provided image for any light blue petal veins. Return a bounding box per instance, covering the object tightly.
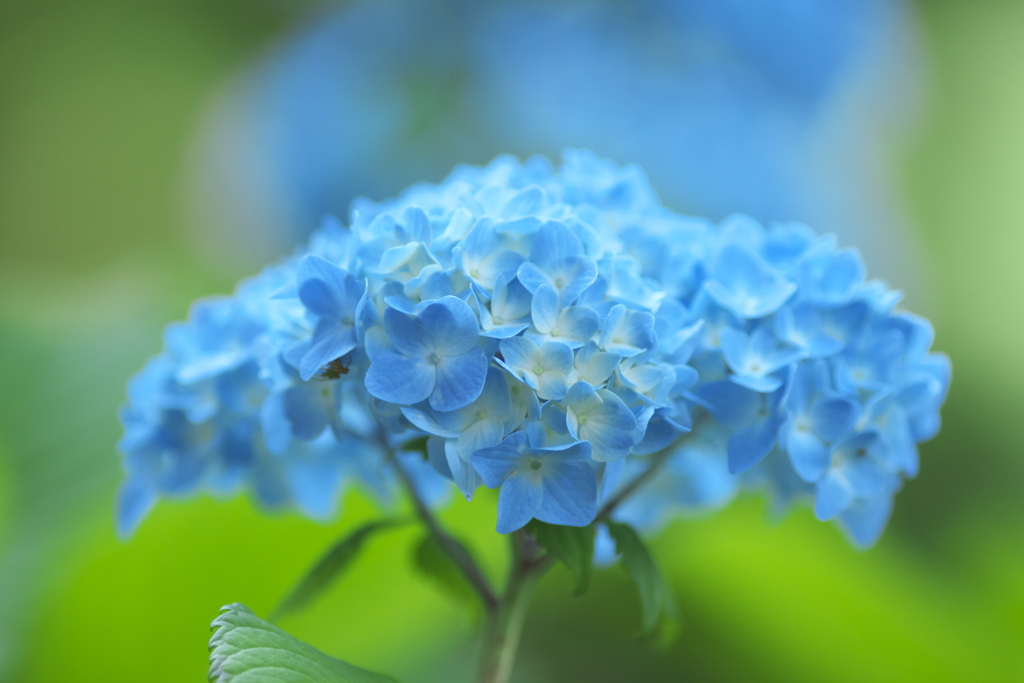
[479,275,532,338]
[430,346,488,411]
[383,307,432,358]
[705,244,796,318]
[537,460,597,527]
[419,296,481,356]
[599,305,656,357]
[620,361,676,405]
[496,473,543,533]
[115,478,157,539]
[374,241,435,275]
[727,414,780,474]
[536,372,569,402]
[518,221,598,304]
[458,220,525,289]
[498,337,572,400]
[364,349,435,405]
[401,206,432,244]
[297,255,364,318]
[565,383,637,461]
[473,432,529,488]
[455,418,507,460]
[837,493,895,548]
[573,342,620,386]
[782,423,830,482]
[530,284,560,332]
[516,261,556,296]
[538,341,575,376]
[400,404,460,438]
[531,220,585,267]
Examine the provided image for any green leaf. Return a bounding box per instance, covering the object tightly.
[272,520,404,621]
[411,533,477,605]
[209,603,397,683]
[605,521,677,637]
[527,520,595,595]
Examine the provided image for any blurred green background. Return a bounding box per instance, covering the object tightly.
[1,1,1022,681]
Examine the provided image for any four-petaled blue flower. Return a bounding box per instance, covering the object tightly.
[473,431,597,533]
[365,296,488,411]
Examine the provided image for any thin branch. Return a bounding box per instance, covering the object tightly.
[388,449,499,612]
[597,447,673,521]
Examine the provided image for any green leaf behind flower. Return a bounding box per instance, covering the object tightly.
[527,520,595,595]
[272,519,405,622]
[605,521,678,638]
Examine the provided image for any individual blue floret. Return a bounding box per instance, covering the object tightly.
[473,431,597,533]
[365,296,488,411]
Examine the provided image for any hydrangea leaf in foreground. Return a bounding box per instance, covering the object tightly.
[209,604,397,683]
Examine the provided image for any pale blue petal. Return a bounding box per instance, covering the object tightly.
[538,341,574,375]
[472,432,528,488]
[531,284,560,332]
[299,320,358,381]
[430,346,488,411]
[383,308,432,358]
[365,349,435,405]
[693,381,760,430]
[784,426,830,482]
[837,494,894,548]
[810,396,859,442]
[537,460,597,527]
[814,472,853,520]
[496,473,543,533]
[727,415,780,474]
[531,220,585,268]
[445,438,482,500]
[516,261,554,294]
[400,404,460,438]
[420,296,480,357]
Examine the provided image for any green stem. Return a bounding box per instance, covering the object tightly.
[477,532,549,683]
[386,445,499,611]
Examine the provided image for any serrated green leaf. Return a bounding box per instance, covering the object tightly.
[605,521,677,637]
[411,533,477,605]
[209,603,397,683]
[272,520,404,621]
[527,520,595,595]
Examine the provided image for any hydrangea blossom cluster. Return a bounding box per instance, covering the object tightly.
[119,151,949,547]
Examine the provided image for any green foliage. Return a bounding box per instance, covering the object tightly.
[411,534,477,605]
[527,521,595,595]
[209,603,397,683]
[605,521,677,638]
[272,520,404,621]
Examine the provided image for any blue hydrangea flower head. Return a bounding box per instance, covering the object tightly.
[119,151,949,549]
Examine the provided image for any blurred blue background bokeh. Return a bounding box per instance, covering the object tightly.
[0,1,1021,681]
